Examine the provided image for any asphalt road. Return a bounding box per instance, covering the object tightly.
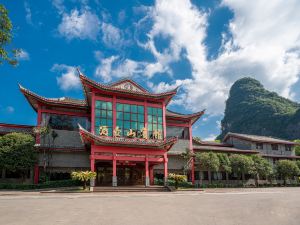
[0,187,300,225]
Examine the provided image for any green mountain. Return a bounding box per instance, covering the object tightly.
[217,77,300,140]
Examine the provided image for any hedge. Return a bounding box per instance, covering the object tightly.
[0,179,81,190]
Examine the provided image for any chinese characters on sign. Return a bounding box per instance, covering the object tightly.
[100,125,162,140]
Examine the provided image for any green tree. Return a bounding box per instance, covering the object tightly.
[168,173,187,189]
[217,153,231,181]
[0,133,36,182]
[71,171,96,190]
[195,152,220,184]
[180,148,194,176]
[0,4,19,66]
[251,155,273,186]
[276,160,300,185]
[294,140,300,156]
[229,154,254,183]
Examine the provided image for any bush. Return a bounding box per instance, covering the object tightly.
[0,179,80,190]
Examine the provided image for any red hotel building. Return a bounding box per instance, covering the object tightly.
[19,71,204,186]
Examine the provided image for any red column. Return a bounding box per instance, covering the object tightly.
[34,164,39,184]
[189,121,195,184]
[164,154,168,186]
[145,156,149,186]
[113,95,116,130]
[112,154,117,187]
[144,100,148,130]
[36,104,42,144]
[91,91,95,134]
[90,158,95,172]
[162,102,166,140]
[149,166,154,185]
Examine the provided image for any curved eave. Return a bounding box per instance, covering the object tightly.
[78,125,177,151]
[19,84,88,112]
[166,110,205,125]
[80,74,177,105]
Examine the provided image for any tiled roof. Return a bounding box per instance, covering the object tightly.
[78,124,177,150]
[0,123,34,134]
[193,145,259,154]
[193,138,233,147]
[166,109,205,124]
[224,132,297,145]
[19,84,88,111]
[79,73,178,104]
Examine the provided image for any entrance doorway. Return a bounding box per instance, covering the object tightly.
[95,162,144,186]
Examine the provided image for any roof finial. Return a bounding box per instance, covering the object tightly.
[76,67,82,76]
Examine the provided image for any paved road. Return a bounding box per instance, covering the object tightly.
[0,188,300,225]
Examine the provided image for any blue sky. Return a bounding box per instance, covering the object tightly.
[1,0,300,140]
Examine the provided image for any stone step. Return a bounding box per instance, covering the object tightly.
[92,186,169,192]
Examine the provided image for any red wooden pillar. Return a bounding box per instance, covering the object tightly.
[112,154,117,187]
[91,91,95,134]
[164,154,168,186]
[162,102,166,140]
[144,100,148,131]
[149,166,154,185]
[34,164,39,184]
[145,156,149,187]
[189,121,195,184]
[90,158,95,172]
[112,95,116,130]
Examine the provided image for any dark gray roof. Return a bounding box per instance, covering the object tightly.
[224,132,296,145]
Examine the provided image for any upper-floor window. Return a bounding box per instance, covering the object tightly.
[95,100,113,136]
[166,126,189,139]
[147,106,163,139]
[116,103,144,137]
[43,113,90,131]
[285,145,292,151]
[271,144,278,151]
[256,143,263,150]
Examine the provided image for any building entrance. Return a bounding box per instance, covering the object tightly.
[96,162,144,186]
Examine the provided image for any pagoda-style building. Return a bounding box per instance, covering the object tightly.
[19,71,204,186]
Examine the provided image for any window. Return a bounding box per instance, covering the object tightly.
[271,144,278,151]
[95,100,113,136]
[147,106,163,139]
[166,126,189,139]
[256,143,263,150]
[43,113,90,131]
[116,103,144,137]
[285,145,292,151]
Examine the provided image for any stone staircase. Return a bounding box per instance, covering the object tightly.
[92,185,169,192]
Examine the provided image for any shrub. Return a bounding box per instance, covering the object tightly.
[71,171,96,190]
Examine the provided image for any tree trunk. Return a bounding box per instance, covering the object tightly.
[255,174,259,187]
[225,172,229,184]
[242,173,245,183]
[83,180,87,190]
[208,170,212,184]
[1,168,5,179]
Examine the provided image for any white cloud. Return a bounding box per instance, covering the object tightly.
[6,106,15,113]
[52,0,65,15]
[51,64,81,91]
[136,0,300,115]
[203,133,218,141]
[16,49,30,61]
[24,2,32,25]
[94,54,145,82]
[101,23,123,48]
[58,9,101,40]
